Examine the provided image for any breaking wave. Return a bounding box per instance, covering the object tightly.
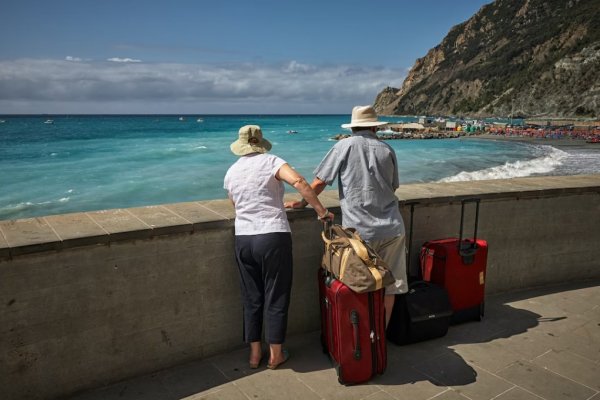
[440,146,568,182]
[0,197,72,219]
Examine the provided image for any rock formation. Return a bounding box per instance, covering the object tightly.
[374,0,600,118]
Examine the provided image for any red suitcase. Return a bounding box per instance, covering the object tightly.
[318,268,386,384]
[421,198,488,323]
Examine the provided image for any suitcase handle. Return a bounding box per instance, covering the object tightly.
[458,198,480,263]
[323,220,335,281]
[350,310,361,360]
[405,201,419,280]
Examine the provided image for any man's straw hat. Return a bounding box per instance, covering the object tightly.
[341,105,388,129]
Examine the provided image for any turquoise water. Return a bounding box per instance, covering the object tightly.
[1,115,598,220]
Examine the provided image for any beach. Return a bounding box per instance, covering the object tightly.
[465,133,600,149]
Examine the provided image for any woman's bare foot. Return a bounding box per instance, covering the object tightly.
[267,344,290,369]
[249,341,262,369]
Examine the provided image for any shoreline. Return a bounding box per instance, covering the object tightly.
[463,133,600,150]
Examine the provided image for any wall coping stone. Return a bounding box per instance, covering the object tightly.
[1,174,599,259]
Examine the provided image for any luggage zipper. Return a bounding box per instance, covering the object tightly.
[368,293,377,373]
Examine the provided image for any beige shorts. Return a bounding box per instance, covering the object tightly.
[367,235,408,295]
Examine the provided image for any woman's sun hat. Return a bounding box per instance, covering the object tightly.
[230,125,272,156]
[341,105,388,129]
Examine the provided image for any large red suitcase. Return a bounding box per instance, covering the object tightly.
[318,268,386,385]
[421,198,488,323]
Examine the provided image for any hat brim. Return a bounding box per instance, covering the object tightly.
[230,139,272,156]
[341,121,388,129]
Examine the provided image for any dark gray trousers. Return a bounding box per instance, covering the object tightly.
[234,232,293,344]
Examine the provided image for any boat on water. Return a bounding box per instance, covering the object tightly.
[179,117,185,121]
[287,130,298,134]
[197,118,204,122]
[586,137,600,144]
[0,119,5,123]
[44,119,54,124]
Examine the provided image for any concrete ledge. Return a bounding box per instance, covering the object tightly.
[394,175,600,205]
[0,200,235,258]
[1,175,599,258]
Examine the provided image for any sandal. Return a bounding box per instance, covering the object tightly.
[267,349,290,370]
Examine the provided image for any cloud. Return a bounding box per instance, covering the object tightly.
[65,56,82,62]
[0,58,406,113]
[283,60,316,74]
[107,57,142,63]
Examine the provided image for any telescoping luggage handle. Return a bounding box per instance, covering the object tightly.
[322,219,348,280]
[405,201,420,281]
[406,201,435,282]
[458,198,480,264]
[322,219,336,286]
[407,202,440,283]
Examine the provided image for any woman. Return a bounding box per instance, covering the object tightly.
[224,125,333,370]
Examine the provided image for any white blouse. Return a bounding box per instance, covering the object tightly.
[224,153,291,235]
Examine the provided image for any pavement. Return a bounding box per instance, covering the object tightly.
[67,280,600,400]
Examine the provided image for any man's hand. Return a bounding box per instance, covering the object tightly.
[319,211,335,222]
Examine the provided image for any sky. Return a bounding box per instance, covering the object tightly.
[0,0,492,114]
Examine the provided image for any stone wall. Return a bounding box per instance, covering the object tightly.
[1,175,599,400]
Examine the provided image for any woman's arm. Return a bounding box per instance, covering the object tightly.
[276,164,333,220]
[284,177,327,209]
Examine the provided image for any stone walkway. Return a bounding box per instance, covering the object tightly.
[67,281,600,400]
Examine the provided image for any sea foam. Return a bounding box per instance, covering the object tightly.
[440,145,568,182]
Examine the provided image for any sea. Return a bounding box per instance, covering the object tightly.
[1,114,599,221]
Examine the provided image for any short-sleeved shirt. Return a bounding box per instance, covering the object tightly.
[224,153,290,235]
[314,130,405,241]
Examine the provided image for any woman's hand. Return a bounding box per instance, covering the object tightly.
[284,199,307,209]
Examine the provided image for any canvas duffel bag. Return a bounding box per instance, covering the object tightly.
[321,224,395,293]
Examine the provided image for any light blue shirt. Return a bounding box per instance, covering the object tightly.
[314,130,405,240]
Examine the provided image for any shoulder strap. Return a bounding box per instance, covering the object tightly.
[347,238,371,266]
[347,238,384,290]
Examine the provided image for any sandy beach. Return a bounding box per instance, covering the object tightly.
[465,133,600,150]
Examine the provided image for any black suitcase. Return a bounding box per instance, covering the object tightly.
[386,203,452,345]
[387,280,452,345]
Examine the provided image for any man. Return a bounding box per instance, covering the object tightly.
[286,105,407,326]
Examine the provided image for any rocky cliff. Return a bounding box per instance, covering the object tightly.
[374,0,600,118]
